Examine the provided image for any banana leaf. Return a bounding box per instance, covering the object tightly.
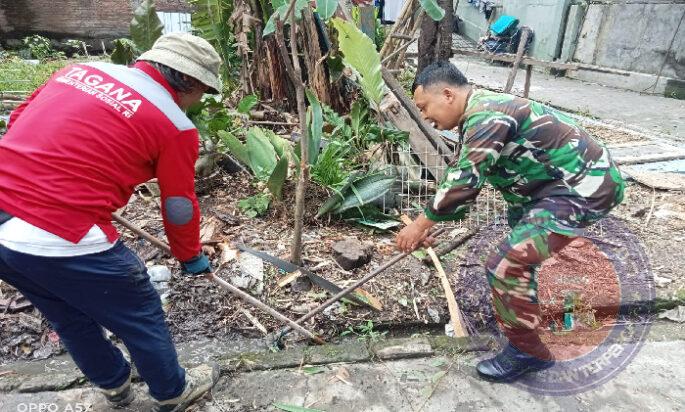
[316,0,339,20]
[130,0,164,52]
[331,18,386,109]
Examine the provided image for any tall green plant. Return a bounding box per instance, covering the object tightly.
[331,18,386,110]
[111,0,163,64]
[131,0,164,52]
[189,0,239,86]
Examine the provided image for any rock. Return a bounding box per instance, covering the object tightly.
[331,237,374,270]
[654,274,673,288]
[372,337,434,360]
[231,253,264,295]
[148,265,171,283]
[147,265,171,303]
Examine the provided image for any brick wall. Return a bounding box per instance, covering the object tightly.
[0,0,192,43]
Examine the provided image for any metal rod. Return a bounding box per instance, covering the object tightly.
[277,227,447,338]
[112,213,326,345]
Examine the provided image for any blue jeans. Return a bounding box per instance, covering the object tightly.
[0,241,185,401]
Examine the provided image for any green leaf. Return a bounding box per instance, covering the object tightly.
[266,131,298,165]
[263,0,310,37]
[218,131,250,166]
[238,193,271,218]
[246,127,278,180]
[350,100,367,138]
[130,0,164,52]
[237,94,259,114]
[430,358,447,367]
[412,250,427,260]
[318,173,396,216]
[334,173,396,214]
[110,38,139,65]
[267,156,289,199]
[306,89,323,165]
[301,366,326,375]
[317,0,339,20]
[419,0,446,21]
[331,18,386,109]
[273,404,324,412]
[431,370,447,383]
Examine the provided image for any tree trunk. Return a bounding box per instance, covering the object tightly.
[417,0,454,74]
[251,0,295,109]
[302,8,331,107]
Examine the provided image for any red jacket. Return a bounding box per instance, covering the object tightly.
[0,61,201,261]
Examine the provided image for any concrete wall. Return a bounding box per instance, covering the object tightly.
[0,0,191,43]
[571,1,685,80]
[455,0,572,61]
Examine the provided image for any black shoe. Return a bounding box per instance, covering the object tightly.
[101,374,135,409]
[476,343,554,382]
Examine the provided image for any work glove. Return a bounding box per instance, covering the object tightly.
[181,253,212,276]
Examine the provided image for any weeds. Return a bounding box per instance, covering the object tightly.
[341,320,388,342]
[0,57,72,93]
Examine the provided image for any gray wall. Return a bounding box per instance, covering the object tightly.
[572,1,685,80]
[456,0,685,81]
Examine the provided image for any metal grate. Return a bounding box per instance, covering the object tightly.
[383,143,508,229]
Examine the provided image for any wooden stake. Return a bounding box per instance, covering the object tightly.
[425,248,468,337]
[524,65,533,98]
[399,215,468,337]
[504,27,531,94]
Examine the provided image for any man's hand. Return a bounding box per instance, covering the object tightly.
[181,253,212,276]
[396,214,436,253]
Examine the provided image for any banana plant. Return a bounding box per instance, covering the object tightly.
[331,18,387,111]
[111,0,163,64]
[189,0,240,85]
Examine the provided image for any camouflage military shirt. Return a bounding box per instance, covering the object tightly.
[426,89,625,234]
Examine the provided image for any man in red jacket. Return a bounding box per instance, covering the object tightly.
[0,33,221,411]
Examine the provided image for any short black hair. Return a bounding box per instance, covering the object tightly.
[412,60,469,92]
[150,61,197,93]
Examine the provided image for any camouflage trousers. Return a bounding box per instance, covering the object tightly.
[484,196,616,358]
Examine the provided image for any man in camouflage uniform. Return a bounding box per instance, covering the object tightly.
[397,61,625,382]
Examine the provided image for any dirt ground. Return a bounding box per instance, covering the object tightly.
[1,122,684,364]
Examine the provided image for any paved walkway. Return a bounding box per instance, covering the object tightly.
[1,322,684,411]
[450,56,685,142]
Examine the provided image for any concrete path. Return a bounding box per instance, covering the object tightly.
[1,322,683,411]
[451,56,685,142]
